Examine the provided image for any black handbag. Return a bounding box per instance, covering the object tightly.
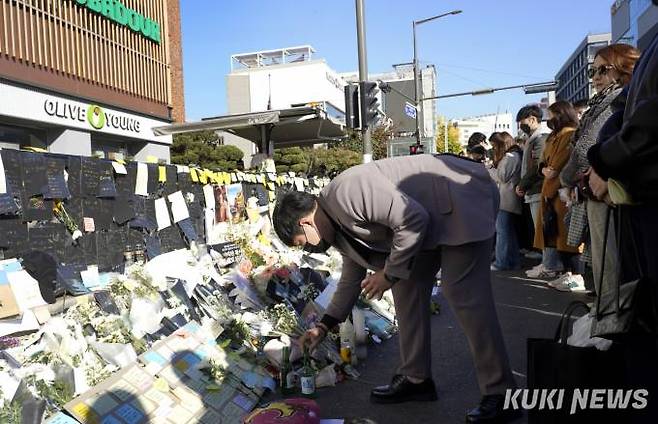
[527,301,625,423]
[590,207,658,340]
[542,199,558,240]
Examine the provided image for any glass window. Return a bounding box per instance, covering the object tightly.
[0,123,47,149]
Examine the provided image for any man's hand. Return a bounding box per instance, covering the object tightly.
[360,271,394,301]
[587,168,608,199]
[515,186,525,197]
[298,327,326,352]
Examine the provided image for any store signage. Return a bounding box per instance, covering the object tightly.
[71,0,160,44]
[44,100,141,133]
[0,82,171,143]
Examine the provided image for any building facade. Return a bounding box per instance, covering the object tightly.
[227,46,346,114]
[555,33,611,104]
[0,0,184,162]
[452,113,515,148]
[611,0,658,51]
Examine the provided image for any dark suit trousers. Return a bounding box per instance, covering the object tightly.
[392,237,516,395]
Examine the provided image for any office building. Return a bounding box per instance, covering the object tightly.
[0,0,184,162]
[611,0,658,50]
[555,33,611,104]
[452,113,515,148]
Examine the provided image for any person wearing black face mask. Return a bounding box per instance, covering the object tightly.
[515,105,564,277]
[272,154,519,423]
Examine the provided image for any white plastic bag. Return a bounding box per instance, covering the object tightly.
[567,314,613,351]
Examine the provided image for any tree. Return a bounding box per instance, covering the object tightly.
[273,147,310,174]
[435,116,462,154]
[307,147,361,176]
[171,131,244,170]
[334,125,392,161]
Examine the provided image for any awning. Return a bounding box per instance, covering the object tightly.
[152,103,346,153]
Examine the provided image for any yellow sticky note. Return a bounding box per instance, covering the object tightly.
[267,182,275,191]
[115,158,126,165]
[72,403,100,423]
[190,168,199,182]
[158,166,167,182]
[199,170,208,184]
[268,191,276,201]
[146,155,158,164]
[154,376,170,392]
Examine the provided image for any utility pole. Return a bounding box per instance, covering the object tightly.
[413,21,421,146]
[355,0,372,163]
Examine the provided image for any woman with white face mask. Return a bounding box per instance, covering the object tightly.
[558,44,640,294]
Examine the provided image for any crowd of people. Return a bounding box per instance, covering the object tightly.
[466,43,649,301]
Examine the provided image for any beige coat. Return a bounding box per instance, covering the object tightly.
[318,154,499,321]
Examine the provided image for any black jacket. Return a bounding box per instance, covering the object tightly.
[588,33,658,202]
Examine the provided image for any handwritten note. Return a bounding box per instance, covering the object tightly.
[135,163,149,197]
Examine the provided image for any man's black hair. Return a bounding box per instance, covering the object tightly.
[516,104,543,123]
[467,132,487,148]
[272,190,317,245]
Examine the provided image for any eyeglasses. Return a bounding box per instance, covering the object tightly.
[587,65,614,78]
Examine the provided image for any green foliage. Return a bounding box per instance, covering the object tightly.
[435,116,463,154]
[273,147,310,175]
[334,125,391,161]
[171,131,244,170]
[306,148,361,175]
[0,401,21,424]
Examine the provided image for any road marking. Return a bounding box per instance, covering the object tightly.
[496,303,571,318]
[513,370,527,379]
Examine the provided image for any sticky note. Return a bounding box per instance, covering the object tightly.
[190,168,199,182]
[158,166,167,182]
[146,156,158,164]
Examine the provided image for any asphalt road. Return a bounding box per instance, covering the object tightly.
[314,264,593,424]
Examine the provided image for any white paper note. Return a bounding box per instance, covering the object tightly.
[203,184,215,211]
[167,191,190,223]
[7,270,47,311]
[111,161,128,175]
[0,309,40,338]
[0,151,7,194]
[135,162,149,197]
[294,178,305,192]
[155,198,171,230]
[80,266,101,289]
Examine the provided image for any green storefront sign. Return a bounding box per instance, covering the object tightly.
[72,0,161,44]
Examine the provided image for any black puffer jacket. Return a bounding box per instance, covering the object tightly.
[588,34,658,202]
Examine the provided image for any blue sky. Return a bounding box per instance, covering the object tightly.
[180,0,612,121]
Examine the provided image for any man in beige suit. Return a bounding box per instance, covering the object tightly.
[273,154,519,423]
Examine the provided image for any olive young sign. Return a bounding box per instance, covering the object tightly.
[44,100,141,133]
[0,82,172,144]
[70,0,160,44]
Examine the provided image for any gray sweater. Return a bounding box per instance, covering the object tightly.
[493,148,523,214]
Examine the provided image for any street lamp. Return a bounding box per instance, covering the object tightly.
[413,9,462,145]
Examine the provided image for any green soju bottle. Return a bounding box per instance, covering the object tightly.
[300,347,316,398]
[279,345,295,396]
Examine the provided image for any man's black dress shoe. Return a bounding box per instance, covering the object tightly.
[370,374,438,404]
[466,394,523,423]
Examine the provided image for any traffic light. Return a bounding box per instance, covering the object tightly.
[359,81,379,129]
[344,84,360,130]
[409,143,424,155]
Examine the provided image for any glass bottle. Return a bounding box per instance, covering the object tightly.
[279,345,295,396]
[300,347,316,398]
